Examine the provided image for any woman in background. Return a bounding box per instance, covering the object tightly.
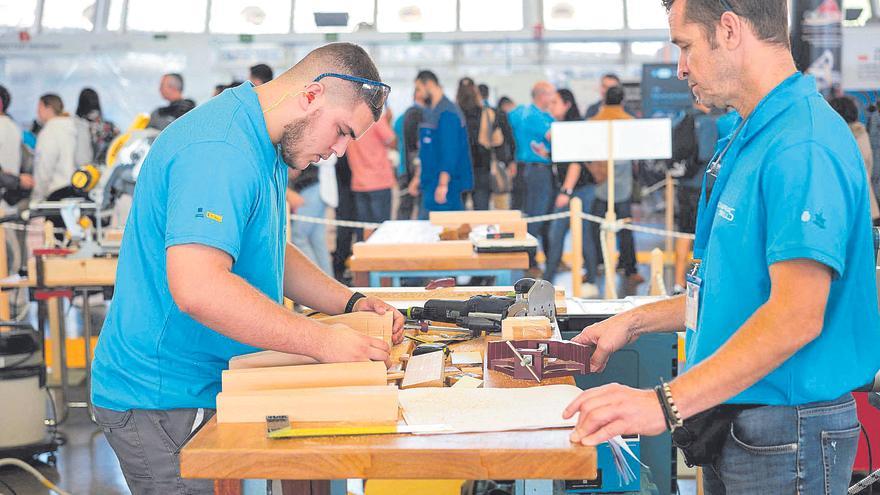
[76,87,119,164]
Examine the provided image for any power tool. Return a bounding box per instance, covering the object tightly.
[405,278,557,336]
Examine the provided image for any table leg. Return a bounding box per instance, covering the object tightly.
[81,289,96,422]
[369,272,380,287]
[214,479,242,495]
[280,480,330,495]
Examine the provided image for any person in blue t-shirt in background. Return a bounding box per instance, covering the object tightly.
[90,43,405,495]
[509,81,556,274]
[413,70,473,217]
[562,1,880,493]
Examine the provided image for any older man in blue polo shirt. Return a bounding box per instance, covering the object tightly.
[562,1,880,493]
[91,43,404,494]
[510,81,556,270]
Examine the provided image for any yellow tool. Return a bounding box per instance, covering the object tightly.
[71,113,150,195]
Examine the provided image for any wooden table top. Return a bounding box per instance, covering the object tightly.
[180,334,596,481]
[349,252,529,272]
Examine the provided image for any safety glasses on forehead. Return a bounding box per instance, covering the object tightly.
[314,73,391,111]
[718,0,736,13]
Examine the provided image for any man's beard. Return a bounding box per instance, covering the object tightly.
[279,110,319,170]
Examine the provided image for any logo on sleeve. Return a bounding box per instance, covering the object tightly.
[195,207,223,223]
[801,210,825,229]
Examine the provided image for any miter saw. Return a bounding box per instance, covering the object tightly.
[29,114,157,257]
[405,278,557,336]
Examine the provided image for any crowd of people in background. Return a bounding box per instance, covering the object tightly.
[1,63,878,296]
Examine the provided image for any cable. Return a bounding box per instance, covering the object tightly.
[0,459,71,495]
[0,477,19,495]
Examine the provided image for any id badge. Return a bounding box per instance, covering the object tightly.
[684,262,702,332]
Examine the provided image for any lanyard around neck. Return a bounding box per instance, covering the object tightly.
[693,117,748,259]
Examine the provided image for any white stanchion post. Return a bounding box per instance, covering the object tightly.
[570,197,583,298]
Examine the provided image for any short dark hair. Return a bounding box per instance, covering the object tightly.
[0,85,10,114]
[39,93,64,115]
[661,0,789,48]
[605,86,625,106]
[163,73,184,92]
[497,96,513,108]
[250,63,274,84]
[300,43,383,120]
[76,87,101,118]
[601,73,621,83]
[456,77,479,112]
[416,70,439,85]
[829,96,859,124]
[478,83,489,100]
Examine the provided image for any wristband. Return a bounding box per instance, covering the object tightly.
[345,292,366,313]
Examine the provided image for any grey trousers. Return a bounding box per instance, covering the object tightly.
[94,406,215,495]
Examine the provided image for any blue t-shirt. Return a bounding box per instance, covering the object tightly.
[91,82,288,411]
[687,73,880,406]
[510,103,553,164]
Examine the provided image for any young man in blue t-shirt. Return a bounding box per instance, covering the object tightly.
[91,43,404,494]
[563,1,880,493]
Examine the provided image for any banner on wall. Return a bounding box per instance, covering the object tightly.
[842,25,880,91]
[640,63,691,119]
[790,0,843,95]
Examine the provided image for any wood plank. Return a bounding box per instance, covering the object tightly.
[429,210,522,224]
[351,240,473,260]
[349,252,529,272]
[228,351,318,370]
[221,362,388,393]
[215,385,399,424]
[501,316,553,340]
[28,256,117,286]
[400,351,445,389]
[450,351,482,366]
[314,311,393,346]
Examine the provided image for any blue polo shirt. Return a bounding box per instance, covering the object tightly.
[688,73,880,406]
[510,104,553,164]
[92,82,288,411]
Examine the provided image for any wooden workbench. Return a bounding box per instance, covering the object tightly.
[179,336,596,494]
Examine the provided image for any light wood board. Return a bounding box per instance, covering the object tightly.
[399,384,582,434]
[221,361,387,392]
[315,311,393,346]
[216,385,399,424]
[400,351,445,389]
[227,350,318,370]
[501,316,553,340]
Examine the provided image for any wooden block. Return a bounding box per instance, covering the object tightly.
[429,210,521,225]
[501,316,553,340]
[221,361,387,393]
[451,376,484,388]
[228,350,317,370]
[216,385,399,424]
[496,221,528,240]
[352,240,473,259]
[401,351,445,389]
[451,351,483,366]
[315,311,393,346]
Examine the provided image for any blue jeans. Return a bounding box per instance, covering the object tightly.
[544,184,599,283]
[703,394,859,494]
[354,188,392,240]
[523,163,554,264]
[291,183,332,275]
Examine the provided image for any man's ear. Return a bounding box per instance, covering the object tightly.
[300,81,325,110]
[718,11,744,50]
